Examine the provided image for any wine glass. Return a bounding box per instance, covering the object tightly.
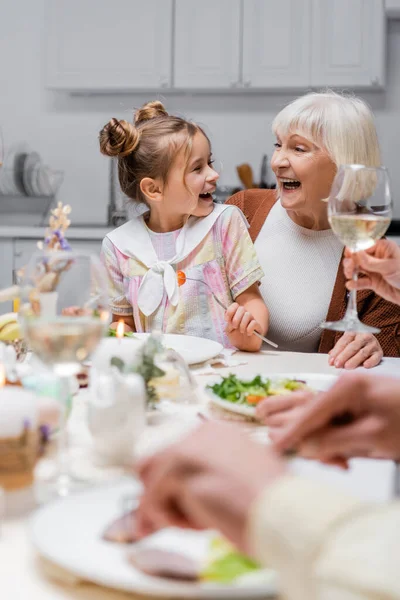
[321,164,392,333]
[19,250,110,498]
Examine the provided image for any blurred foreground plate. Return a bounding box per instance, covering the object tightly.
[31,480,277,598]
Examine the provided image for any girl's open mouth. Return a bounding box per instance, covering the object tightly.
[199,192,213,199]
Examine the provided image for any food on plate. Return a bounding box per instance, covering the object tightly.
[103,510,139,544]
[208,374,310,406]
[129,548,199,581]
[0,312,22,342]
[103,510,267,584]
[129,534,265,583]
[200,536,261,583]
[177,270,186,286]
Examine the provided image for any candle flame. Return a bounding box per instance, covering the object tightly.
[116,320,125,339]
[0,364,5,388]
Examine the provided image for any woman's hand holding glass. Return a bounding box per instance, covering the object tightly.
[322,164,392,334]
[343,239,400,305]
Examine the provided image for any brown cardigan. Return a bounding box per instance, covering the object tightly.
[227,189,400,356]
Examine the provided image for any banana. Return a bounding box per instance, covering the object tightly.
[0,313,22,341]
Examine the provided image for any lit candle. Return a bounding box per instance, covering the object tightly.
[116,319,125,340]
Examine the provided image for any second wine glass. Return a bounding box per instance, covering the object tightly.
[19,250,110,498]
[321,164,392,334]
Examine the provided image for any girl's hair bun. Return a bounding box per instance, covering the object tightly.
[99,118,139,158]
[134,100,169,125]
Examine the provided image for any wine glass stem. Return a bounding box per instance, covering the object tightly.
[344,264,359,321]
[56,375,71,496]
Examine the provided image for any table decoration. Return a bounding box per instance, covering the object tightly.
[88,370,146,466]
[0,380,39,491]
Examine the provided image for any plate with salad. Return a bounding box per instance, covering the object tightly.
[206,373,338,418]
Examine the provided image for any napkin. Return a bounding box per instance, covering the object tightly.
[190,349,248,375]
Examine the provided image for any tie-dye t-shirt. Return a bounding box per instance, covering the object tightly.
[101,205,264,347]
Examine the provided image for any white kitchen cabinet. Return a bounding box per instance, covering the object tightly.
[174,0,241,88]
[45,0,173,91]
[385,0,400,18]
[45,0,386,92]
[242,0,312,89]
[311,0,385,88]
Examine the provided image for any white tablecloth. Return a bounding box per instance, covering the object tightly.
[2,350,400,600]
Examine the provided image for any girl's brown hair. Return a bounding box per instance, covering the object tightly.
[99,101,209,205]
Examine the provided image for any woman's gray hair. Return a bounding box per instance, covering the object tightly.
[272,90,381,168]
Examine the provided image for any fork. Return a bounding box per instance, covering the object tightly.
[184,277,278,349]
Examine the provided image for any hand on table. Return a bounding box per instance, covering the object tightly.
[328,332,383,369]
[136,421,287,552]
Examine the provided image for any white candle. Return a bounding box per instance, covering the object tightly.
[91,337,144,372]
[0,387,38,438]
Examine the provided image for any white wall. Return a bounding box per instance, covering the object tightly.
[1,1,400,223]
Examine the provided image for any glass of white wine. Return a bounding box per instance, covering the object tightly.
[19,250,110,498]
[322,164,392,334]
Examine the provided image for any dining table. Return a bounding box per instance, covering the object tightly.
[2,348,400,600]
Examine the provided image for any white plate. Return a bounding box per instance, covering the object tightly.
[31,480,277,598]
[133,333,223,365]
[206,372,338,418]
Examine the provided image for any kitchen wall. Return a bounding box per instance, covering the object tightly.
[1,1,400,224]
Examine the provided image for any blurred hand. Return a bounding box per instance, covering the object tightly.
[343,239,400,305]
[328,332,382,369]
[136,421,286,552]
[256,391,310,429]
[272,373,400,463]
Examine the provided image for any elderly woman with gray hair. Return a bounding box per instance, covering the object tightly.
[228,91,400,367]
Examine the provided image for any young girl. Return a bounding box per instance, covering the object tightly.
[99,101,268,351]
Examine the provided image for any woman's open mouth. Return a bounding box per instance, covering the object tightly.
[280,177,301,190]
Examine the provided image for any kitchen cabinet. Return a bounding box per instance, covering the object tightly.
[311,0,385,88]
[174,0,241,89]
[45,0,385,92]
[45,0,173,91]
[242,0,311,89]
[386,0,400,18]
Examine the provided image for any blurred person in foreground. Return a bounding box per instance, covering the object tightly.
[137,239,400,600]
[137,419,400,600]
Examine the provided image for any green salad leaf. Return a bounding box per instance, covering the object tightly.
[208,374,308,406]
[201,537,261,583]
